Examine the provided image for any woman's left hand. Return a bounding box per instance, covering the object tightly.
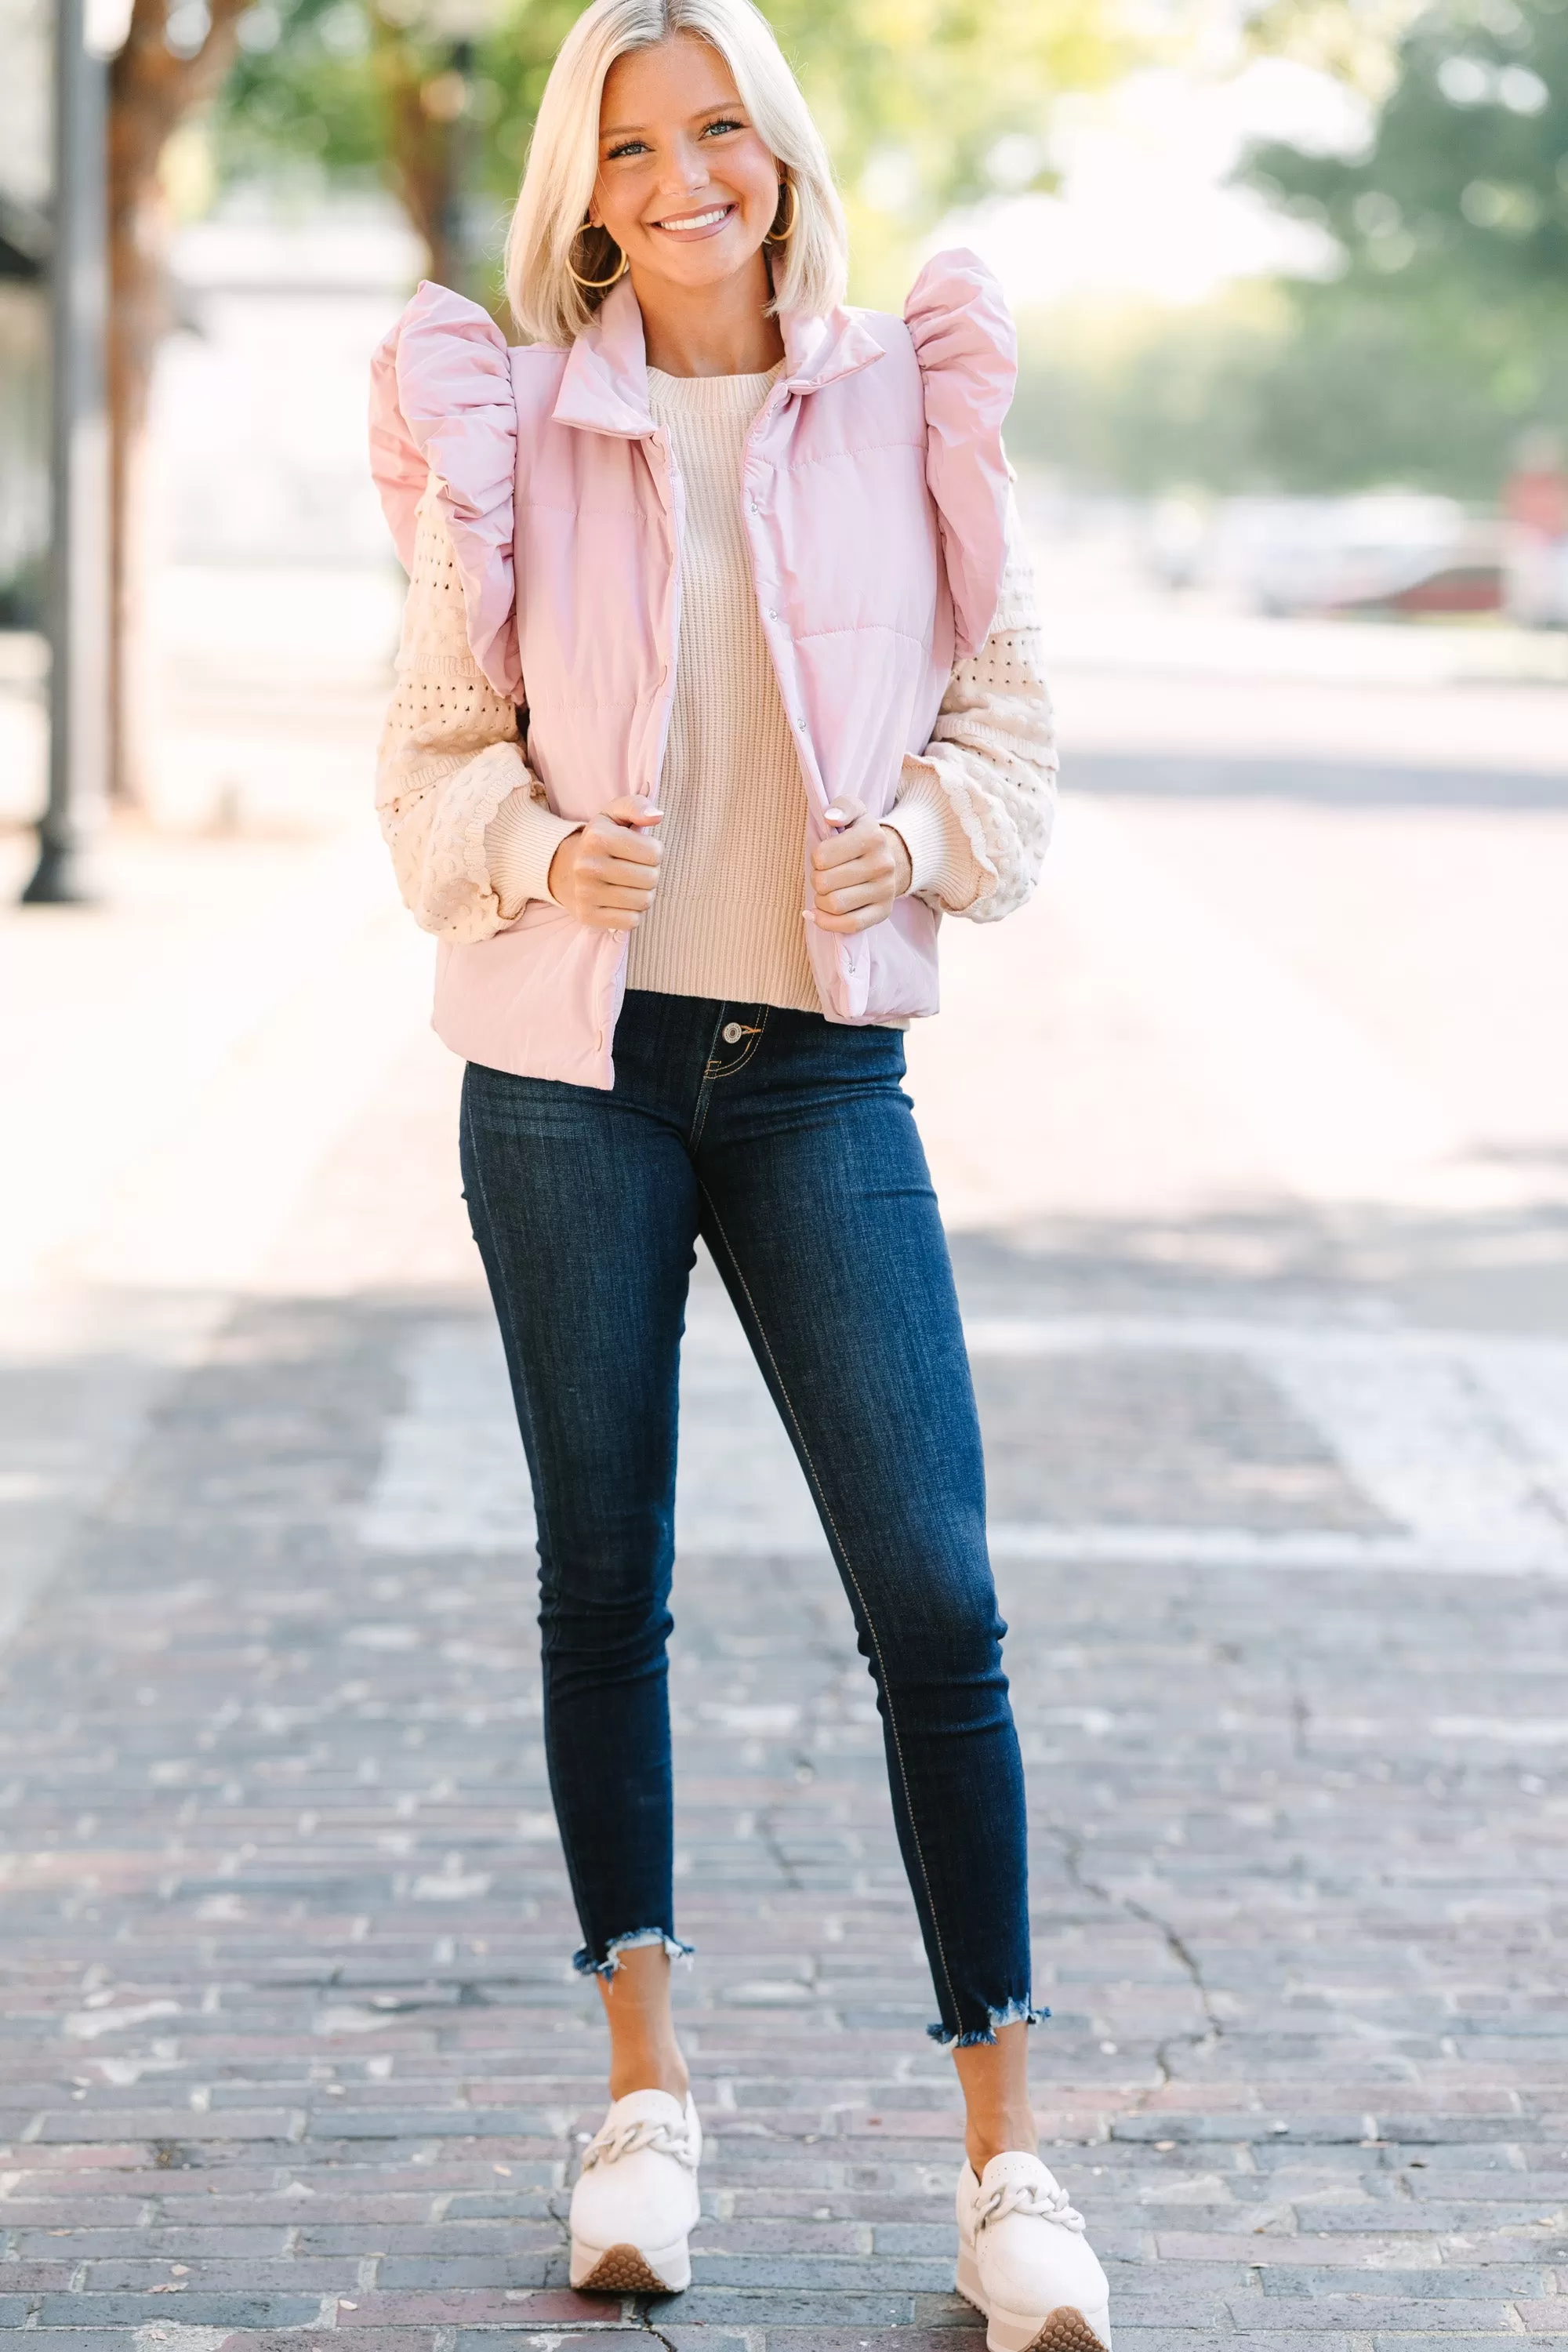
[808,797,913,934]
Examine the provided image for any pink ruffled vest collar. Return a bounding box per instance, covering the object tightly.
[550,274,887,439]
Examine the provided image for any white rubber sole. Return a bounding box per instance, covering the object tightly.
[956,2244,1112,2352]
[570,2231,691,2294]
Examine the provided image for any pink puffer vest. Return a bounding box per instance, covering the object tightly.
[369,250,1016,1088]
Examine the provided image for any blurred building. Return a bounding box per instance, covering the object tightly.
[158,201,423,568]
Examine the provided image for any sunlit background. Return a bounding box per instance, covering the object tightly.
[2,5,1568,2314]
[9,0,1568,808]
[8,0,1568,840]
[3,0,1568,1498]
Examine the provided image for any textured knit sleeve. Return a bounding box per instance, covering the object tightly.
[885,487,1055,923]
[376,480,579,938]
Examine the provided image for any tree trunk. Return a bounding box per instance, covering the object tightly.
[370,4,464,295]
[102,0,468,803]
[105,170,164,809]
[105,0,248,804]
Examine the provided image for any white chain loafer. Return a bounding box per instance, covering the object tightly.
[568,2088,702,2294]
[956,2151,1112,2352]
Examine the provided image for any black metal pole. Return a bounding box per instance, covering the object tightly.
[23,0,108,905]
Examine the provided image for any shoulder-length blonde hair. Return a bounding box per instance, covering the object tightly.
[504,0,848,347]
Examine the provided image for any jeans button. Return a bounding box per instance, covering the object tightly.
[721,1021,745,1044]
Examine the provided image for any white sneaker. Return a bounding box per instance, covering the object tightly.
[568,2088,702,2294]
[956,2151,1112,2352]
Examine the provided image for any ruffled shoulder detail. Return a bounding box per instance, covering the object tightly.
[904,249,1018,660]
[369,280,521,699]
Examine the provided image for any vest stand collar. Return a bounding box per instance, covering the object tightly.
[550,274,884,436]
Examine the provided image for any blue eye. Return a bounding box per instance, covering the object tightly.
[607,139,648,159]
[702,116,744,135]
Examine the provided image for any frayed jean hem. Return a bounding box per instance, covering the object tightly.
[573,1928,695,1980]
[927,1998,1046,2049]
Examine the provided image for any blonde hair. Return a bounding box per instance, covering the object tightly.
[504,0,848,347]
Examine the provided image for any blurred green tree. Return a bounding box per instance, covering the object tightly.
[1007,0,1568,502]
[1008,283,1568,496]
[1243,0,1568,306]
[1232,0,1568,489]
[109,0,256,800]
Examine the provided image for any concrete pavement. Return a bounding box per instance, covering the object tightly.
[2,581,1566,2348]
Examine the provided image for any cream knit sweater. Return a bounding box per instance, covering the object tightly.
[636,365,814,1007]
[377,375,1057,1007]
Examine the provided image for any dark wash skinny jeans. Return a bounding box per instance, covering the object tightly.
[459,988,1036,2046]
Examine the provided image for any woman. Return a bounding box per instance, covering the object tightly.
[369,3,1108,2345]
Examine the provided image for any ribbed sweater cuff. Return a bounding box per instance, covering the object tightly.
[887,763,976,902]
[485,785,583,916]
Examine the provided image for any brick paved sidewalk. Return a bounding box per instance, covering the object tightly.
[5,655,1568,2352]
[2,1259,1566,2352]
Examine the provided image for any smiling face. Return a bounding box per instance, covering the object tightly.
[589,33,783,305]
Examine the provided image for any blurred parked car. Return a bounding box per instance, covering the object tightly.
[1505,532,1568,626]
[1148,495,1210,593]
[1503,430,1568,628]
[1207,494,1504,618]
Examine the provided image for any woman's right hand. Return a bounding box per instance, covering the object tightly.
[548,794,663,931]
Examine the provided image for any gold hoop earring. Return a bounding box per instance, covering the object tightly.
[568,221,629,290]
[766,177,798,243]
